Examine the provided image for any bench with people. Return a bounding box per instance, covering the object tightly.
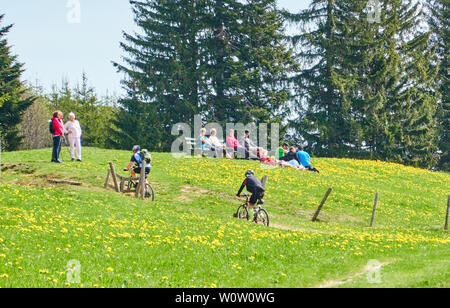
[189,128,319,173]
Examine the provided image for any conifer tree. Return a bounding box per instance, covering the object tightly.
[427,0,449,170]
[0,15,34,151]
[114,0,206,151]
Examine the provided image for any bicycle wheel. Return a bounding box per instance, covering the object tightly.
[145,183,155,201]
[254,208,269,227]
[236,205,249,220]
[127,180,136,192]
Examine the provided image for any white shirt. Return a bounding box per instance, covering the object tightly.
[64,120,82,139]
[207,135,224,148]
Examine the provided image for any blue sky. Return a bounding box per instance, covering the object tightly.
[0,0,309,96]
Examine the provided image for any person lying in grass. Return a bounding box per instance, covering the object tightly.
[236,170,265,207]
[279,146,305,170]
[297,145,320,173]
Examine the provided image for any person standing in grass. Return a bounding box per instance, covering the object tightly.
[50,111,64,163]
[64,112,82,162]
[297,145,319,173]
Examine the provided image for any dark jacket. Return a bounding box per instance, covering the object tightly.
[237,176,265,196]
[280,151,301,164]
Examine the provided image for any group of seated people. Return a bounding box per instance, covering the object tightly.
[197,128,267,160]
[196,129,319,173]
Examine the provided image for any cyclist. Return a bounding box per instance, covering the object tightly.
[236,170,265,208]
[123,145,151,180]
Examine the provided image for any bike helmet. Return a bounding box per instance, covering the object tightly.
[132,145,141,152]
[245,170,254,177]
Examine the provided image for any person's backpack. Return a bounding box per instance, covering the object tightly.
[139,149,152,164]
[49,120,55,134]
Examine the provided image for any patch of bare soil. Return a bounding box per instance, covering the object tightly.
[1,163,35,174]
[318,262,391,288]
[178,185,210,203]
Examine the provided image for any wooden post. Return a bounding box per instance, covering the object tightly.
[370,193,379,227]
[312,187,333,222]
[104,169,111,188]
[109,162,120,193]
[136,164,146,199]
[445,195,450,231]
[261,175,268,189]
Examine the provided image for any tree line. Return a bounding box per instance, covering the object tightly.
[0,0,448,170]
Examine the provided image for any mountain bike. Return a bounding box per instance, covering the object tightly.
[127,176,155,201]
[234,193,269,227]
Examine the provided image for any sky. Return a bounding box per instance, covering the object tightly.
[0,0,310,97]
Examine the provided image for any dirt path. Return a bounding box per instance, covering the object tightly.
[318,262,391,288]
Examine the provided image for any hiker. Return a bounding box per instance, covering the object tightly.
[64,112,82,162]
[240,130,268,160]
[276,143,289,159]
[50,110,65,163]
[297,146,320,173]
[236,170,265,207]
[280,146,305,170]
[123,145,152,179]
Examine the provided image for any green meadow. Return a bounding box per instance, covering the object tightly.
[0,148,448,288]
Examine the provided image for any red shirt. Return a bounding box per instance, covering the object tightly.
[52,117,64,136]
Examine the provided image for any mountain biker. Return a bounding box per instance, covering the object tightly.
[236,170,265,207]
[123,145,151,179]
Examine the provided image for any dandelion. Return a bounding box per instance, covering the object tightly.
[106,267,114,272]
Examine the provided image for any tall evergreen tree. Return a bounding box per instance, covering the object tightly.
[357,0,439,167]
[285,0,355,157]
[427,0,449,170]
[114,0,206,151]
[287,0,439,168]
[0,15,34,151]
[232,0,295,124]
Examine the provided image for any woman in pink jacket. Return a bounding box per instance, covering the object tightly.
[51,111,64,163]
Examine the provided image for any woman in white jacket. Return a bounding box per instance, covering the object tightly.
[64,112,83,162]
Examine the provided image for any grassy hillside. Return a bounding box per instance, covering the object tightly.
[0,148,448,288]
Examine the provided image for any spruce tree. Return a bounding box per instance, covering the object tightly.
[233,0,295,124]
[285,0,355,157]
[114,0,206,151]
[0,15,34,151]
[427,0,449,170]
[357,0,439,167]
[288,0,439,167]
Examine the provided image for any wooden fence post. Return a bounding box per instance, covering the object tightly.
[445,195,449,231]
[370,193,379,227]
[261,175,268,189]
[109,162,120,193]
[136,164,146,199]
[312,187,333,222]
[104,169,111,189]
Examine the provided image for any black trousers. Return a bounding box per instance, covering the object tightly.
[250,191,265,205]
[306,166,319,173]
